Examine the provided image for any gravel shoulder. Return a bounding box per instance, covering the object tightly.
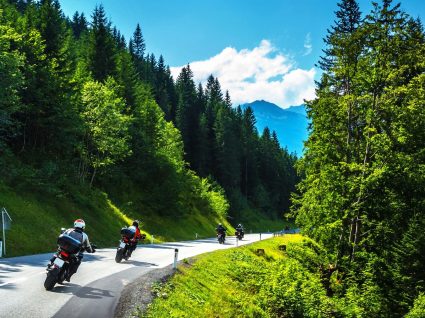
[114,265,175,318]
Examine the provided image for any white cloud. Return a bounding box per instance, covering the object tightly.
[170,40,316,108]
[303,32,312,56]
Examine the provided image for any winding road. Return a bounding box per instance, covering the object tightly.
[0,233,272,318]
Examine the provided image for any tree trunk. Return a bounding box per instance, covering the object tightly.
[351,93,377,261]
[90,167,97,188]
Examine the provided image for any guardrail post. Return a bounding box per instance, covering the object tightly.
[173,248,178,269]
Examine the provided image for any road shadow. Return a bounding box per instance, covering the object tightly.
[52,282,114,299]
[0,281,16,289]
[0,252,107,288]
[0,255,50,272]
[118,260,158,267]
[0,263,28,288]
[0,266,21,273]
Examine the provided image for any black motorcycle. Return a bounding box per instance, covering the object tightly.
[217,232,226,244]
[44,234,82,290]
[235,230,244,240]
[115,227,146,263]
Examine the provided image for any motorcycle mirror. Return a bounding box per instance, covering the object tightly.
[60,227,66,234]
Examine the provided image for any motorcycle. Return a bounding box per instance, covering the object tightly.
[217,232,226,244]
[235,230,244,240]
[44,233,82,290]
[115,227,146,263]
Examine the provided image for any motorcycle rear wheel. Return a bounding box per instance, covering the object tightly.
[115,248,124,263]
[44,268,59,290]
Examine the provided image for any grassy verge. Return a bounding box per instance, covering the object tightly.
[0,183,232,257]
[141,234,349,318]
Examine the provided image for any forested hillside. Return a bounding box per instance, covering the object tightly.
[0,0,296,255]
[241,100,308,155]
[292,0,425,315]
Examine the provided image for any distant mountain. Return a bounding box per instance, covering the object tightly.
[240,100,309,155]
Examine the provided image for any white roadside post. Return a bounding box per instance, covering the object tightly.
[0,238,2,258]
[260,233,262,241]
[173,248,179,269]
[236,236,239,247]
[1,208,11,256]
[195,233,198,239]
[151,235,154,244]
[1,210,4,256]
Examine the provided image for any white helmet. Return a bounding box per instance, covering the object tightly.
[74,219,85,230]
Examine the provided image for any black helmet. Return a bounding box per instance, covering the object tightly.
[132,220,139,227]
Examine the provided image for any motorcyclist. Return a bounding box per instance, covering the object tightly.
[235,223,244,238]
[128,220,143,257]
[61,219,95,282]
[216,223,226,238]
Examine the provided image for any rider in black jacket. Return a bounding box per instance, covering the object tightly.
[62,219,95,281]
[216,223,226,237]
[235,224,244,238]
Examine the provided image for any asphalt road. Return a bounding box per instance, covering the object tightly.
[0,233,272,318]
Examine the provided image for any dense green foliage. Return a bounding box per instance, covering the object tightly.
[0,0,296,255]
[406,294,425,318]
[143,235,425,318]
[292,0,425,315]
[141,235,344,318]
[173,69,298,222]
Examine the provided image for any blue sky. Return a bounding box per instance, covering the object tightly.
[60,0,425,107]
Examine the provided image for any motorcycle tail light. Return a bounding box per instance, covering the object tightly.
[60,251,69,258]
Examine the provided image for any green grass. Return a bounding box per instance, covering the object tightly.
[0,183,132,256]
[0,178,293,257]
[0,182,233,257]
[141,235,312,318]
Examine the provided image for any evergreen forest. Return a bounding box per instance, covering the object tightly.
[1,0,425,316]
[292,0,425,315]
[145,1,425,316]
[0,0,296,254]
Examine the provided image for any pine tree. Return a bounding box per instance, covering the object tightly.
[71,11,87,38]
[175,65,199,167]
[154,55,171,118]
[88,4,116,82]
[241,107,258,199]
[131,23,145,59]
[214,106,241,190]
